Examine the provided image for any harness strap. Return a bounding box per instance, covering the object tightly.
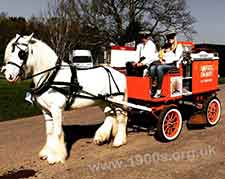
[30,62,124,110]
[65,62,82,109]
[26,66,59,80]
[7,61,25,76]
[101,66,121,95]
[31,58,61,95]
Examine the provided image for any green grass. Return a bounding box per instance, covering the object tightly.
[0,79,41,122]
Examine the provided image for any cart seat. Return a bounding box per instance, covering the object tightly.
[167,66,180,74]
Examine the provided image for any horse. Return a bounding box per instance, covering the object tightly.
[1,34,128,164]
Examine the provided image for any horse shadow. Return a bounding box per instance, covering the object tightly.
[62,112,160,157]
[63,123,102,157]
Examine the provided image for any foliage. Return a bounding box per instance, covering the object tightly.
[0,0,196,64]
[65,0,196,45]
[38,0,197,61]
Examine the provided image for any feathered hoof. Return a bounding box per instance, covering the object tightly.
[39,145,67,164]
[93,132,110,145]
[112,136,126,147]
[39,145,49,160]
[47,153,65,165]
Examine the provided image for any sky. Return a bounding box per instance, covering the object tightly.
[0,0,225,44]
[0,0,47,17]
[186,0,225,44]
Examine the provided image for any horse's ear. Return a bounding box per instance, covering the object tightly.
[27,33,34,42]
[15,34,20,39]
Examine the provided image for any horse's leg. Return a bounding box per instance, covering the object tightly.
[112,91,128,147]
[39,110,53,160]
[111,115,118,138]
[94,106,115,144]
[46,105,67,164]
[112,108,128,147]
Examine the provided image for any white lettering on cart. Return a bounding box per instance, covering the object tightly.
[200,65,213,78]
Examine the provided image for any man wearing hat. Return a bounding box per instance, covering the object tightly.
[126,30,158,76]
[166,31,183,65]
[153,31,184,98]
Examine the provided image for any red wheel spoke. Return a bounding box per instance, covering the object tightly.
[163,110,181,138]
[207,100,220,124]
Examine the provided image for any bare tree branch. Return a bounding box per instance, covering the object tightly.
[42,0,196,60]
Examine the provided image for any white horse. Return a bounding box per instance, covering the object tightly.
[1,34,128,164]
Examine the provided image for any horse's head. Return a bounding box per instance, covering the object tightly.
[1,33,34,83]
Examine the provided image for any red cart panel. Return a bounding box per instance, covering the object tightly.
[127,77,151,101]
[192,59,219,94]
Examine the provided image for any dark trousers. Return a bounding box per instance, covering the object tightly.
[147,61,162,80]
[156,64,176,89]
[126,62,147,76]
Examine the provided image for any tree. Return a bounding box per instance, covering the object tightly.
[41,0,81,61]
[67,0,146,45]
[0,15,31,64]
[43,0,196,61]
[70,0,196,44]
[143,0,196,39]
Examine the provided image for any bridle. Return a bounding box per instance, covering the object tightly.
[7,35,29,77]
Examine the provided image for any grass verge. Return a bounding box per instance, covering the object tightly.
[0,79,41,122]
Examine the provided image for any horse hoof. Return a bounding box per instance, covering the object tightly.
[94,131,111,145]
[49,162,56,165]
[40,156,48,160]
[47,158,65,165]
[46,151,66,165]
[112,142,123,147]
[93,139,103,145]
[47,157,57,165]
[112,138,126,147]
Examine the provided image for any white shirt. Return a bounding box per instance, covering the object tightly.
[174,43,184,64]
[162,43,183,67]
[163,51,177,64]
[136,40,158,66]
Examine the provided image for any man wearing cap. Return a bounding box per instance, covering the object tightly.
[126,31,158,76]
[166,32,183,65]
[153,32,184,98]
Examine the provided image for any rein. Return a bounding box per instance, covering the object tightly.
[25,65,60,80]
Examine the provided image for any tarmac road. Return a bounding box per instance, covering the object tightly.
[0,85,225,179]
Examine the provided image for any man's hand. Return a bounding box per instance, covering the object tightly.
[136,62,144,67]
[138,56,146,63]
[160,59,165,64]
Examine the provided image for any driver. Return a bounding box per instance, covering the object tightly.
[126,30,158,76]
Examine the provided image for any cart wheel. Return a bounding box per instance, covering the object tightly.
[156,106,183,142]
[205,97,221,126]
